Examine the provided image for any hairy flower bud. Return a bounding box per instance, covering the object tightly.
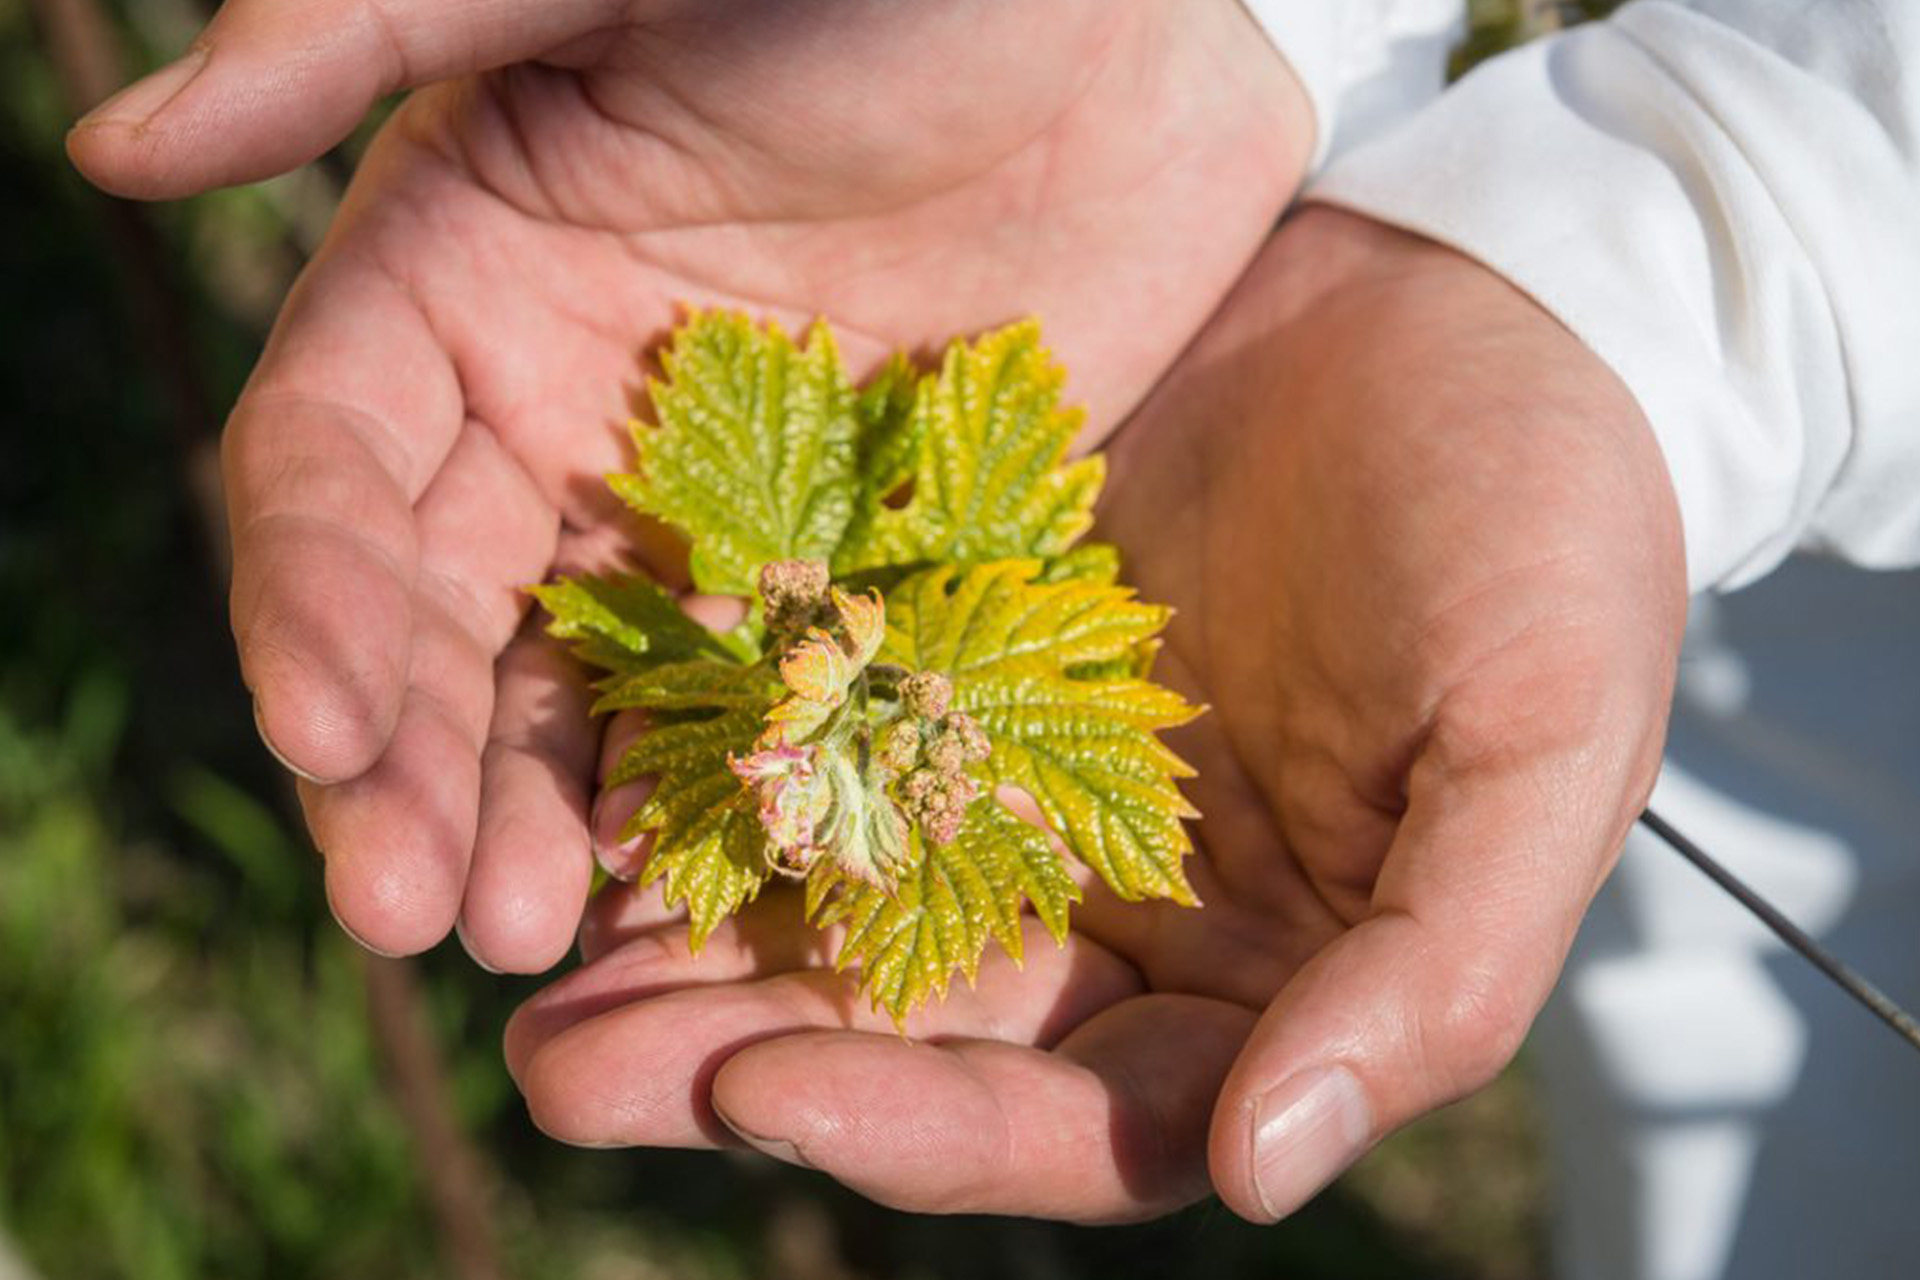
[876,719,922,776]
[924,711,991,773]
[925,729,968,774]
[759,559,831,636]
[898,670,953,720]
[944,711,992,764]
[900,766,980,846]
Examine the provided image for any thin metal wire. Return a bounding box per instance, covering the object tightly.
[1639,807,1920,1056]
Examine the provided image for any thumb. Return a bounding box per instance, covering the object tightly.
[1207,752,1634,1224]
[67,0,640,200]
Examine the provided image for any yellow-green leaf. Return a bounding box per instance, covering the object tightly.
[1037,540,1121,585]
[615,311,862,596]
[810,802,1080,1025]
[839,351,921,557]
[834,321,1103,573]
[882,560,1202,905]
[593,659,780,716]
[532,574,746,679]
[538,314,1206,1025]
[610,708,774,949]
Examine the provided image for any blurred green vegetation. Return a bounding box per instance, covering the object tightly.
[2,2,1568,1277]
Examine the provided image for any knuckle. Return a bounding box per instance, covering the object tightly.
[1415,956,1535,1100]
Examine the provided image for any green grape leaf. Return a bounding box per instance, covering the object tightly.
[614,311,862,596]
[532,574,748,678]
[833,352,921,564]
[608,707,774,950]
[809,801,1080,1025]
[1036,541,1121,585]
[882,560,1202,906]
[594,658,781,716]
[853,352,923,501]
[834,321,1104,573]
[539,313,1207,1027]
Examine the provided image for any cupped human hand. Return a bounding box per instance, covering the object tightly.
[68,0,1309,969]
[502,207,1689,1223]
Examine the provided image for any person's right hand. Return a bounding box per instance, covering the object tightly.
[499,206,1690,1225]
[69,0,1309,970]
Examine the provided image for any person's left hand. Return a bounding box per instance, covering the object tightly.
[503,207,1689,1223]
[68,0,1309,972]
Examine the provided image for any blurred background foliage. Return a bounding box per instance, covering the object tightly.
[1,2,1612,1277]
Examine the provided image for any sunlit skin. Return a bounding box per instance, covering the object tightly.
[72,0,1691,1228]
[504,209,1687,1223]
[71,0,1309,969]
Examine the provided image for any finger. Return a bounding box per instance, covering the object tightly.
[467,541,735,966]
[459,625,598,973]
[410,417,582,972]
[710,995,1257,1223]
[225,259,465,784]
[576,877,687,963]
[300,607,492,956]
[589,709,654,881]
[996,782,1339,1012]
[68,0,650,199]
[680,594,749,632]
[414,419,559,657]
[516,913,1139,1080]
[586,593,746,880]
[552,514,695,593]
[516,920,1144,1149]
[506,888,831,1083]
[1206,742,1642,1224]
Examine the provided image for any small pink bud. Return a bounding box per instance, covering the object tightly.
[945,711,992,763]
[759,560,831,621]
[876,720,922,775]
[899,765,981,846]
[899,670,953,720]
[729,743,833,863]
[926,731,968,773]
[760,559,831,639]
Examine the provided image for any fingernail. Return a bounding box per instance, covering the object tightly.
[455,918,505,975]
[77,47,211,130]
[253,698,336,785]
[715,1109,811,1169]
[323,877,406,959]
[1250,1065,1371,1221]
[591,785,652,880]
[329,908,406,960]
[548,1130,630,1151]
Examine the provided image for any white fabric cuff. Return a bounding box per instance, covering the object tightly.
[1240,0,1464,169]
[1309,7,1920,591]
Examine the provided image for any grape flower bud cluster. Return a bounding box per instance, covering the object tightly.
[727,560,992,890]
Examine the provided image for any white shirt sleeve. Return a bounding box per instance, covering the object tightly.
[1239,0,1466,167]
[1296,1,1920,592]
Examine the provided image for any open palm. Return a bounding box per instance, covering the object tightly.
[73,0,1307,969]
[502,209,1689,1223]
